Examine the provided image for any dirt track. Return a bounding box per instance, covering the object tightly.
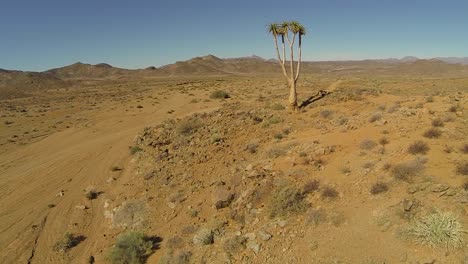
[0,88,219,263]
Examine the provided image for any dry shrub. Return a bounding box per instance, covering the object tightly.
[177,118,202,135]
[303,180,320,194]
[370,182,389,195]
[456,161,468,176]
[53,233,85,253]
[369,113,382,123]
[321,186,339,199]
[408,140,430,155]
[360,139,377,150]
[210,90,230,99]
[392,159,425,182]
[431,118,444,127]
[460,144,468,154]
[423,128,442,139]
[269,185,308,218]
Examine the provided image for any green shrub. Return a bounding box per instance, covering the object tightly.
[53,233,83,253]
[109,232,153,264]
[408,211,463,248]
[130,146,143,155]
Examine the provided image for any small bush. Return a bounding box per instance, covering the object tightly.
[431,118,444,127]
[262,116,283,127]
[456,161,468,176]
[111,166,122,172]
[85,187,98,200]
[423,128,442,139]
[382,162,392,171]
[270,103,285,110]
[321,186,339,199]
[273,133,284,140]
[266,147,286,158]
[303,180,320,194]
[53,233,84,253]
[245,143,258,153]
[448,105,458,113]
[210,90,230,99]
[341,166,351,174]
[370,182,389,195]
[426,96,434,103]
[177,118,202,135]
[369,113,382,123]
[408,140,430,155]
[109,232,153,264]
[392,159,425,182]
[463,181,468,191]
[306,208,327,225]
[130,146,142,155]
[408,211,463,248]
[193,228,214,246]
[360,139,377,150]
[269,185,308,218]
[379,137,389,146]
[460,144,468,154]
[223,236,246,255]
[320,110,333,118]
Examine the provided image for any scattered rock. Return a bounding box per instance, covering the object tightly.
[403,199,413,211]
[431,184,450,193]
[246,240,260,254]
[258,230,272,241]
[212,187,235,209]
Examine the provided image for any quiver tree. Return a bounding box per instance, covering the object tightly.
[268,21,306,112]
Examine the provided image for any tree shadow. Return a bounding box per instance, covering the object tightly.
[299,90,330,109]
[146,235,163,250]
[70,235,86,248]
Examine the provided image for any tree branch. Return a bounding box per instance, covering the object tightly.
[272,35,289,79]
[295,35,302,81]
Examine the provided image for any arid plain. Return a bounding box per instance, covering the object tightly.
[1,56,468,263]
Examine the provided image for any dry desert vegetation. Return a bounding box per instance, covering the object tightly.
[1,55,468,264]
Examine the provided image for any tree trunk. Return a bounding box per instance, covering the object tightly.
[288,79,298,112]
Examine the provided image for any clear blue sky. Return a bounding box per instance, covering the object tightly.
[1,0,467,71]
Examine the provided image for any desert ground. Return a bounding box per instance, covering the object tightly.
[1,58,468,263]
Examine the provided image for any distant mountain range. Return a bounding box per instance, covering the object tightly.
[2,55,468,80]
[2,54,468,99]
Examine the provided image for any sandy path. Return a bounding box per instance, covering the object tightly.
[0,91,218,263]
